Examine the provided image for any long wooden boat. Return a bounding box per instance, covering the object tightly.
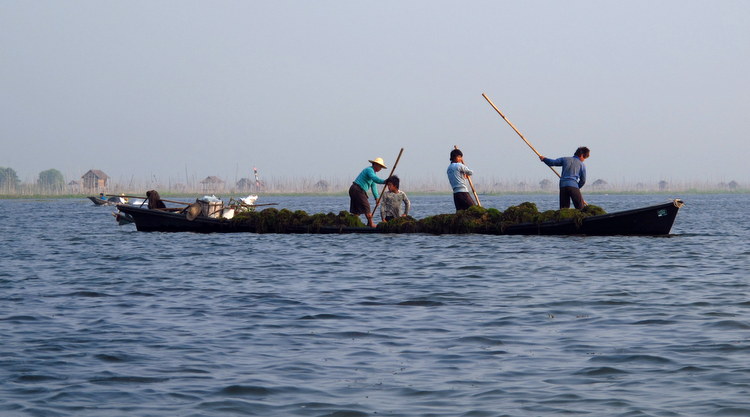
[115,199,683,236]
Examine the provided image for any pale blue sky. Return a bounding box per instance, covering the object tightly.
[2,1,748,187]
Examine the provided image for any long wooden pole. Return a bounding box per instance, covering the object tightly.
[109,194,277,208]
[481,93,561,178]
[454,145,481,207]
[107,194,191,206]
[106,194,144,199]
[371,148,404,216]
[230,202,279,208]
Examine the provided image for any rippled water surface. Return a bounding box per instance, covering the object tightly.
[1,194,749,416]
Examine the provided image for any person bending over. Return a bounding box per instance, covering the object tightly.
[539,146,590,209]
[349,157,387,227]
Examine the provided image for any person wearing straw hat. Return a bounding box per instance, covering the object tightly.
[349,157,388,227]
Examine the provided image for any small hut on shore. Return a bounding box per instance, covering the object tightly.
[236,178,253,192]
[200,176,225,193]
[592,179,609,190]
[81,170,109,191]
[315,180,330,192]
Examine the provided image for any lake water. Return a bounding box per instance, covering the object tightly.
[1,193,749,416]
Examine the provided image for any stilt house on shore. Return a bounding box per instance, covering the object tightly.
[200,176,225,193]
[81,169,109,191]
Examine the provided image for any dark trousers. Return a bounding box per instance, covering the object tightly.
[453,192,475,211]
[349,183,370,215]
[560,186,584,209]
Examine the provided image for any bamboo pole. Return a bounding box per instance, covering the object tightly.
[230,202,279,208]
[454,146,481,207]
[481,93,561,178]
[110,194,278,209]
[107,194,191,206]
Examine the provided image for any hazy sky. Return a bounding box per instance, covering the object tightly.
[2,1,748,187]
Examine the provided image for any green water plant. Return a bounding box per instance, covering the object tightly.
[232,208,365,232]
[230,203,605,234]
[401,202,606,234]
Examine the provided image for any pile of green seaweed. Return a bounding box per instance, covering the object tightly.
[377,203,607,234]
[230,203,606,234]
[232,208,365,232]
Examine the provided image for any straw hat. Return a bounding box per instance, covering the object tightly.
[368,157,388,169]
[185,202,202,221]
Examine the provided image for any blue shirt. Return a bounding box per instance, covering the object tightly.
[542,155,586,189]
[353,166,385,199]
[447,162,473,193]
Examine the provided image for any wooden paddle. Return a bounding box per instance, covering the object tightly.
[481,93,561,178]
[454,145,481,207]
[371,148,405,217]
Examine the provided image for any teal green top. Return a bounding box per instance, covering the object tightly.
[353,166,385,199]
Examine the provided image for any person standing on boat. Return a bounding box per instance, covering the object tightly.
[539,146,590,209]
[380,175,410,222]
[447,148,476,211]
[349,157,388,228]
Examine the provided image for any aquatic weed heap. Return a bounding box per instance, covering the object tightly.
[230,204,606,234]
[378,203,607,234]
[231,208,365,233]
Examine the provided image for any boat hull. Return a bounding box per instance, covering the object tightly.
[88,196,115,206]
[504,200,683,236]
[88,196,127,206]
[116,200,683,236]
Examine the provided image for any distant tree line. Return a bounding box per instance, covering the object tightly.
[0,167,20,193]
[37,169,66,192]
[0,167,65,194]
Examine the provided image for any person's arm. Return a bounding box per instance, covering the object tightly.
[380,193,386,221]
[541,157,563,167]
[370,182,379,200]
[578,164,586,188]
[365,168,384,199]
[460,163,473,177]
[367,168,386,185]
[402,192,410,216]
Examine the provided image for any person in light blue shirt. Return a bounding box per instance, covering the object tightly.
[447,148,476,211]
[349,157,387,227]
[539,146,590,209]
